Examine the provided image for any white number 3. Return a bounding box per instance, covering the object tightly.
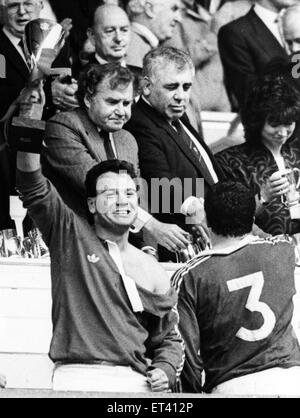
[227,272,276,342]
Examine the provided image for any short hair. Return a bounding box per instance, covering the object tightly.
[205,182,256,237]
[142,46,194,79]
[241,73,300,145]
[77,63,134,108]
[85,159,137,198]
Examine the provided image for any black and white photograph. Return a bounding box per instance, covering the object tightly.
[0,0,300,403]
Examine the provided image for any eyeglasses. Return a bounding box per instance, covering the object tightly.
[6,1,38,15]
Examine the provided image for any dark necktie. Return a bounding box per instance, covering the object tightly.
[18,39,30,66]
[172,119,216,186]
[102,131,116,160]
[18,39,25,53]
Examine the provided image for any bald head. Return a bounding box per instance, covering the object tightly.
[88,5,130,62]
[283,4,300,54]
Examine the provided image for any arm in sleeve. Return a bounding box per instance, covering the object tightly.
[146,303,185,391]
[16,167,73,248]
[218,24,257,107]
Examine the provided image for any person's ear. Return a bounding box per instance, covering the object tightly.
[84,94,91,110]
[127,0,145,15]
[142,76,152,96]
[87,197,96,214]
[144,1,155,18]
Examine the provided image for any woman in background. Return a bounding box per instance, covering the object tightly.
[216,74,300,235]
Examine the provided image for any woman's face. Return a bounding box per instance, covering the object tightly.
[261,121,296,149]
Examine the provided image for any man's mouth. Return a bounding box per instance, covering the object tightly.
[114,209,131,216]
[110,118,124,123]
[16,19,30,26]
[170,106,184,112]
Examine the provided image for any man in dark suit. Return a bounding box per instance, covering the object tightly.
[125,46,224,260]
[218,0,296,110]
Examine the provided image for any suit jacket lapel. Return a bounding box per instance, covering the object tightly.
[76,108,108,161]
[138,99,213,183]
[247,8,287,59]
[0,31,29,81]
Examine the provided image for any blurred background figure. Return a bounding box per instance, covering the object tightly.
[282,4,300,54]
[212,0,253,32]
[218,0,298,111]
[164,0,231,113]
[125,0,182,68]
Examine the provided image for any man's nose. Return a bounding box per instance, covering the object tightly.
[114,29,122,42]
[17,2,27,14]
[115,103,125,115]
[116,192,128,205]
[174,87,185,101]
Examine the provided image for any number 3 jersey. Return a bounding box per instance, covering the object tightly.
[172,235,300,393]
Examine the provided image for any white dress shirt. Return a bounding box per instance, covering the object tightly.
[95,54,126,67]
[254,4,285,47]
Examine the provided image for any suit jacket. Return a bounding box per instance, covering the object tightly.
[124,98,224,230]
[42,107,139,218]
[218,6,288,109]
[126,28,153,69]
[0,29,30,119]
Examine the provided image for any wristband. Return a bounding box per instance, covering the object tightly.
[11,117,45,154]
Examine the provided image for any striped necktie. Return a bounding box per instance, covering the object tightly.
[172,119,216,186]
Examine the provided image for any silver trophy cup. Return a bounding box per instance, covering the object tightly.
[11,19,66,152]
[19,18,66,119]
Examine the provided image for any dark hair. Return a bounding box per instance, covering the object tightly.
[142,46,194,79]
[205,182,256,237]
[77,63,134,108]
[85,159,137,198]
[241,73,300,145]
